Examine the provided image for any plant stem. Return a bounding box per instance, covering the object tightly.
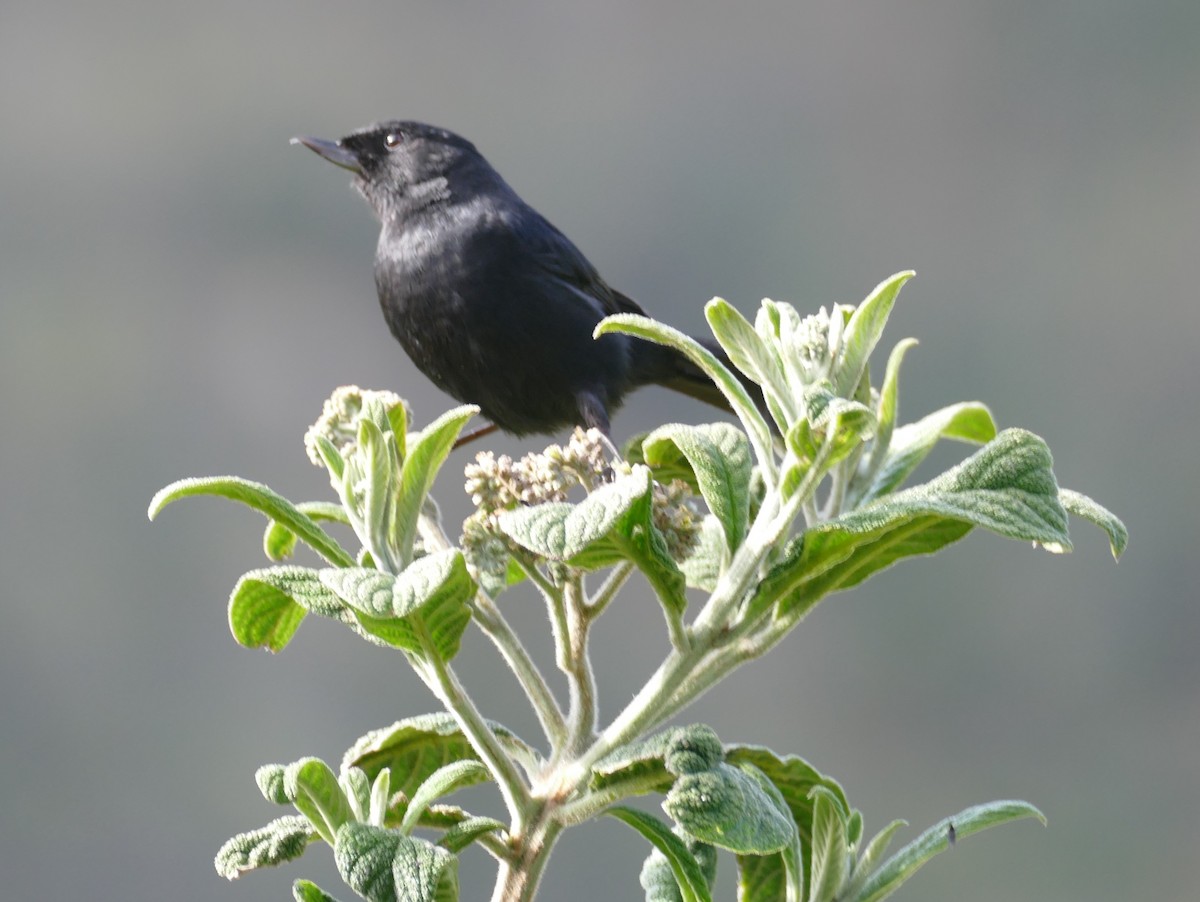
[471,592,568,749]
[414,626,531,830]
[490,804,563,902]
[423,511,568,752]
[562,576,598,757]
[586,561,634,618]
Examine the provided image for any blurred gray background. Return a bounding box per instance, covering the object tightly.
[2,1,1195,899]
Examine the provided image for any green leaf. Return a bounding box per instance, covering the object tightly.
[705,298,791,428]
[665,737,795,856]
[399,761,490,834]
[641,835,718,902]
[293,879,346,902]
[842,819,907,902]
[149,476,355,567]
[808,787,850,902]
[386,400,408,460]
[499,468,690,619]
[850,801,1045,902]
[803,389,876,469]
[857,338,918,493]
[342,767,372,822]
[321,551,476,660]
[257,763,290,804]
[215,816,315,879]
[344,713,536,800]
[394,405,479,564]
[437,816,506,854]
[497,467,651,560]
[224,570,312,647]
[680,515,727,592]
[359,418,398,567]
[335,823,458,902]
[590,728,678,796]
[597,311,775,474]
[1059,488,1127,559]
[229,566,402,651]
[724,746,848,850]
[607,806,714,902]
[286,758,355,845]
[369,769,393,826]
[862,402,996,503]
[314,434,346,482]
[833,271,913,399]
[725,747,848,902]
[264,502,351,562]
[643,422,753,551]
[754,429,1072,621]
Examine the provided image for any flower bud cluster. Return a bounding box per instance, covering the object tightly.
[652,479,701,560]
[463,427,612,513]
[461,428,702,590]
[304,385,407,466]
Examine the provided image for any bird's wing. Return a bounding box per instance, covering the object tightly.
[521,211,639,318]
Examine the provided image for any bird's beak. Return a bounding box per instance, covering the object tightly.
[291,136,364,175]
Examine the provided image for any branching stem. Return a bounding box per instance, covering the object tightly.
[413,622,531,830]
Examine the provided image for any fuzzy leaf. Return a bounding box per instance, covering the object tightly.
[358,418,399,564]
[726,747,848,902]
[851,801,1045,902]
[680,515,727,592]
[335,823,457,902]
[862,402,996,503]
[394,406,478,563]
[342,767,372,822]
[590,728,677,796]
[320,551,475,659]
[641,835,718,902]
[1059,488,1127,559]
[705,298,791,433]
[227,570,313,652]
[607,807,713,902]
[597,311,775,474]
[286,758,355,845]
[497,468,651,560]
[215,816,315,879]
[808,787,850,902]
[344,713,536,800]
[753,429,1074,621]
[399,761,490,834]
[643,422,753,551]
[293,879,345,902]
[257,763,290,804]
[842,819,907,902]
[833,272,912,399]
[264,502,351,561]
[149,476,355,567]
[437,816,505,854]
[665,760,794,855]
[499,467,689,616]
[856,338,918,495]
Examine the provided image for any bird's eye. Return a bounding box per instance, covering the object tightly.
[384,132,403,149]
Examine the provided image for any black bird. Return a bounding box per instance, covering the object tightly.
[293,121,745,441]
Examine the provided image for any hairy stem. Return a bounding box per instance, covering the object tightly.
[472,592,568,749]
[414,623,531,830]
[586,561,634,619]
[490,804,563,902]
[562,576,598,757]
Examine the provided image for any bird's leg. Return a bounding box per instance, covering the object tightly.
[574,391,612,441]
[452,420,501,450]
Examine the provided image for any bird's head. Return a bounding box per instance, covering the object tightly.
[292,120,483,220]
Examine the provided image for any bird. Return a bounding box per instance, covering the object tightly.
[293,120,752,443]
